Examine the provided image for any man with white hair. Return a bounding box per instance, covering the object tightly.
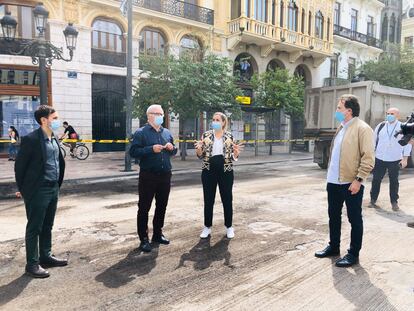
[130,105,177,253]
[369,108,412,211]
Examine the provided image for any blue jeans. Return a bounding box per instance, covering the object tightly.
[8,143,17,159]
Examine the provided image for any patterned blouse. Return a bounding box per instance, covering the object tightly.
[198,130,236,172]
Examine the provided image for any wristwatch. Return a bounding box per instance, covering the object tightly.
[355,177,363,182]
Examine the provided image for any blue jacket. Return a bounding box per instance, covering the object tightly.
[129,124,177,173]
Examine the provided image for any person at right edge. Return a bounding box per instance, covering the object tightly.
[315,95,375,268]
[369,107,412,211]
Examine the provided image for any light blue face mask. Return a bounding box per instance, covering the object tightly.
[50,120,61,131]
[154,115,164,126]
[335,111,345,122]
[386,114,396,123]
[211,121,221,131]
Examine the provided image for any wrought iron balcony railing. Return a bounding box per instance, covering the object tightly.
[0,37,36,56]
[91,48,126,67]
[333,24,382,49]
[133,0,214,25]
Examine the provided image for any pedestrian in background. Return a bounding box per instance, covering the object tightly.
[8,126,19,161]
[195,112,243,239]
[369,108,412,211]
[15,105,67,278]
[315,95,375,267]
[60,121,79,157]
[130,104,177,253]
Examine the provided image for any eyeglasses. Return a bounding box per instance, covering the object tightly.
[149,112,164,117]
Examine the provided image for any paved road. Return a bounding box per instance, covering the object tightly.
[1,160,413,310]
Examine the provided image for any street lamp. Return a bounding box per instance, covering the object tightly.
[0,2,78,105]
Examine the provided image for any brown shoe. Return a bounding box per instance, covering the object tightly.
[391,202,399,211]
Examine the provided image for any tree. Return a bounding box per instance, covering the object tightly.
[360,46,414,90]
[133,52,243,159]
[251,68,305,117]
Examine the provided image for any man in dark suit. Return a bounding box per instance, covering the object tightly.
[15,105,67,278]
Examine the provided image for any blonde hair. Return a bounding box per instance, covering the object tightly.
[213,112,228,131]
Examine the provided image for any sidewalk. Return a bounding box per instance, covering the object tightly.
[0,149,312,198]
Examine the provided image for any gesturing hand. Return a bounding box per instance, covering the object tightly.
[233,142,244,158]
[194,140,203,151]
[153,144,164,153]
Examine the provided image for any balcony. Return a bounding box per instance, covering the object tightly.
[323,77,350,87]
[91,48,126,67]
[0,38,38,57]
[333,24,382,49]
[227,17,332,64]
[133,0,214,25]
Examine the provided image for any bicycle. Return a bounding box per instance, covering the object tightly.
[59,140,90,160]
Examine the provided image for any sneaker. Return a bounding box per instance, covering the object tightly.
[226,227,235,239]
[391,202,399,211]
[200,227,211,239]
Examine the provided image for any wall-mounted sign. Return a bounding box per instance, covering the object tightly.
[67,71,78,79]
[236,96,251,105]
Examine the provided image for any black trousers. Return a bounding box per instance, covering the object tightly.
[327,183,364,257]
[24,183,59,265]
[137,170,171,241]
[370,158,400,203]
[202,155,234,228]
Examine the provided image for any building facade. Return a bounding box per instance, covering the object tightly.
[318,0,385,87]
[0,0,334,154]
[381,0,403,58]
[402,0,414,50]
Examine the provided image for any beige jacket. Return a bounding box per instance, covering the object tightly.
[329,117,375,183]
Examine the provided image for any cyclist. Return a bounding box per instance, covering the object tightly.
[60,121,78,157]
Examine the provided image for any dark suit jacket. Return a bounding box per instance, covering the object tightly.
[15,127,65,202]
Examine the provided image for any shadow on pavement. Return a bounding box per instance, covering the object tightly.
[332,264,397,310]
[0,274,32,307]
[177,237,232,270]
[374,207,414,224]
[95,247,159,288]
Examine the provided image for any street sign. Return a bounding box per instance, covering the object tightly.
[67,71,77,79]
[236,96,251,105]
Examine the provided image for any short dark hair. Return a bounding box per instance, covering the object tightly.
[34,105,56,125]
[340,94,360,117]
[63,121,69,126]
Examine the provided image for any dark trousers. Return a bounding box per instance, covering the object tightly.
[327,183,364,257]
[24,184,59,265]
[202,155,234,228]
[137,170,171,241]
[370,158,400,203]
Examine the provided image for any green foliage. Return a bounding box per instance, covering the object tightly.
[360,46,414,90]
[251,68,305,117]
[133,52,243,120]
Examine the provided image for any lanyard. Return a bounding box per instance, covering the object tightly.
[386,122,398,141]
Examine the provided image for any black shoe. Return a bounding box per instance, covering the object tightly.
[315,245,340,258]
[368,200,379,208]
[25,264,50,278]
[39,255,68,268]
[152,234,170,245]
[407,222,414,228]
[139,239,152,252]
[335,253,358,267]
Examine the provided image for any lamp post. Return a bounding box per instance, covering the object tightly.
[0,2,78,105]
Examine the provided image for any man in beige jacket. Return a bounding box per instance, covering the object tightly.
[315,94,375,267]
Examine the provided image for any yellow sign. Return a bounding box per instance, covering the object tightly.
[236,96,251,105]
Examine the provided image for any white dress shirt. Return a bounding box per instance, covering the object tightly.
[327,118,355,185]
[212,137,224,156]
[374,121,412,162]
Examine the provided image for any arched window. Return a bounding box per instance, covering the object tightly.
[315,11,324,39]
[267,59,285,71]
[139,28,167,56]
[234,53,258,82]
[280,1,284,27]
[92,19,124,52]
[301,9,306,33]
[389,13,396,43]
[180,35,202,60]
[288,1,298,31]
[381,14,388,42]
[308,11,312,35]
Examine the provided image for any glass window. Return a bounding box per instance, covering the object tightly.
[180,35,201,60]
[389,13,396,43]
[308,11,312,35]
[288,1,298,31]
[315,11,324,39]
[334,2,341,26]
[0,68,39,85]
[348,57,356,80]
[351,9,358,33]
[367,16,374,37]
[139,28,166,56]
[92,19,124,52]
[254,0,267,22]
[382,14,388,41]
[0,95,40,143]
[0,4,36,39]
